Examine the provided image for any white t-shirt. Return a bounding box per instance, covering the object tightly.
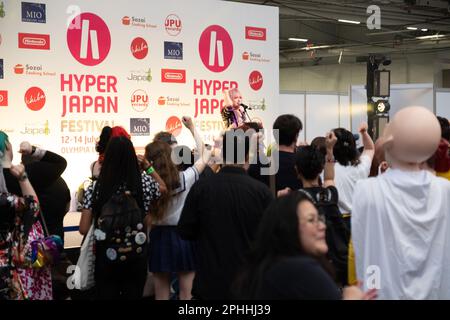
[154,167,199,226]
[334,154,372,214]
[352,169,450,299]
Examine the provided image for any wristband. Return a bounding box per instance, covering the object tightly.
[19,172,28,181]
[146,166,155,175]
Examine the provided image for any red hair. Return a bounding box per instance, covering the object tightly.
[111,126,131,140]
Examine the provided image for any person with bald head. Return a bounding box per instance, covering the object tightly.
[352,106,450,299]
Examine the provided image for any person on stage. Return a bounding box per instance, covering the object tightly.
[221,88,247,129]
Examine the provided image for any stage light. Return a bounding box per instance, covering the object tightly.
[375,100,390,114]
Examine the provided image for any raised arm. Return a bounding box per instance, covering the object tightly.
[19,141,67,189]
[9,164,36,198]
[182,116,212,174]
[323,131,337,187]
[359,122,375,160]
[223,89,232,108]
[137,154,167,195]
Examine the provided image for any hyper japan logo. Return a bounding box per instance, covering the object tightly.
[131,89,149,112]
[166,116,182,137]
[165,14,182,36]
[249,71,263,91]
[131,37,148,60]
[67,12,111,66]
[24,86,46,111]
[199,25,233,73]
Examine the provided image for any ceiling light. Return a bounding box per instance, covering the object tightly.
[338,19,360,24]
[421,29,428,32]
[300,45,331,50]
[288,38,308,42]
[416,34,446,40]
[406,27,417,30]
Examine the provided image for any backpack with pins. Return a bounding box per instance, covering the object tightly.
[94,190,147,263]
[298,188,350,285]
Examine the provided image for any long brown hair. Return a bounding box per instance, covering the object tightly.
[144,141,180,221]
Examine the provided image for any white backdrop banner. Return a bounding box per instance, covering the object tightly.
[0,0,279,194]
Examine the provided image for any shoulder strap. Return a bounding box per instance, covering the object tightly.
[297,188,317,205]
[38,208,50,237]
[90,161,97,178]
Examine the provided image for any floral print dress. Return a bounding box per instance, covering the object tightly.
[0,193,52,300]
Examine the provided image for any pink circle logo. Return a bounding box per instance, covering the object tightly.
[165,14,182,36]
[67,13,111,66]
[166,116,182,137]
[199,25,233,73]
[249,71,263,91]
[25,87,46,111]
[131,37,148,60]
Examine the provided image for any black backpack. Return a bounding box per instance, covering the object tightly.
[298,188,350,285]
[94,191,147,263]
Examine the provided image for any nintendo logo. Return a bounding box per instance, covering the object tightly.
[245,27,266,41]
[18,33,50,49]
[161,69,186,83]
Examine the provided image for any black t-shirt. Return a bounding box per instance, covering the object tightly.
[248,151,302,192]
[275,151,301,192]
[256,256,342,300]
[178,166,273,300]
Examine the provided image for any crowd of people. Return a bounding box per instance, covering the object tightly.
[1,95,450,300]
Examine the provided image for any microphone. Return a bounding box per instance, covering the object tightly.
[240,103,252,110]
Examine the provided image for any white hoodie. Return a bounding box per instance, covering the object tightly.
[352,169,450,299]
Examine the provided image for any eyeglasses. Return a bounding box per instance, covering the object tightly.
[304,214,326,226]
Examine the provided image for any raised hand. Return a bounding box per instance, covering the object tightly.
[325,131,337,149]
[19,141,33,155]
[182,116,194,130]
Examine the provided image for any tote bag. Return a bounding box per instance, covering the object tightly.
[74,223,95,290]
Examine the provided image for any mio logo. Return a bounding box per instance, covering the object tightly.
[164,41,183,60]
[130,118,150,136]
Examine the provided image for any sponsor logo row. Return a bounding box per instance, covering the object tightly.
[13,10,268,71]
[5,116,171,139]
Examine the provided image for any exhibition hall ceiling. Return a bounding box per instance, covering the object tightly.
[228,0,450,66]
